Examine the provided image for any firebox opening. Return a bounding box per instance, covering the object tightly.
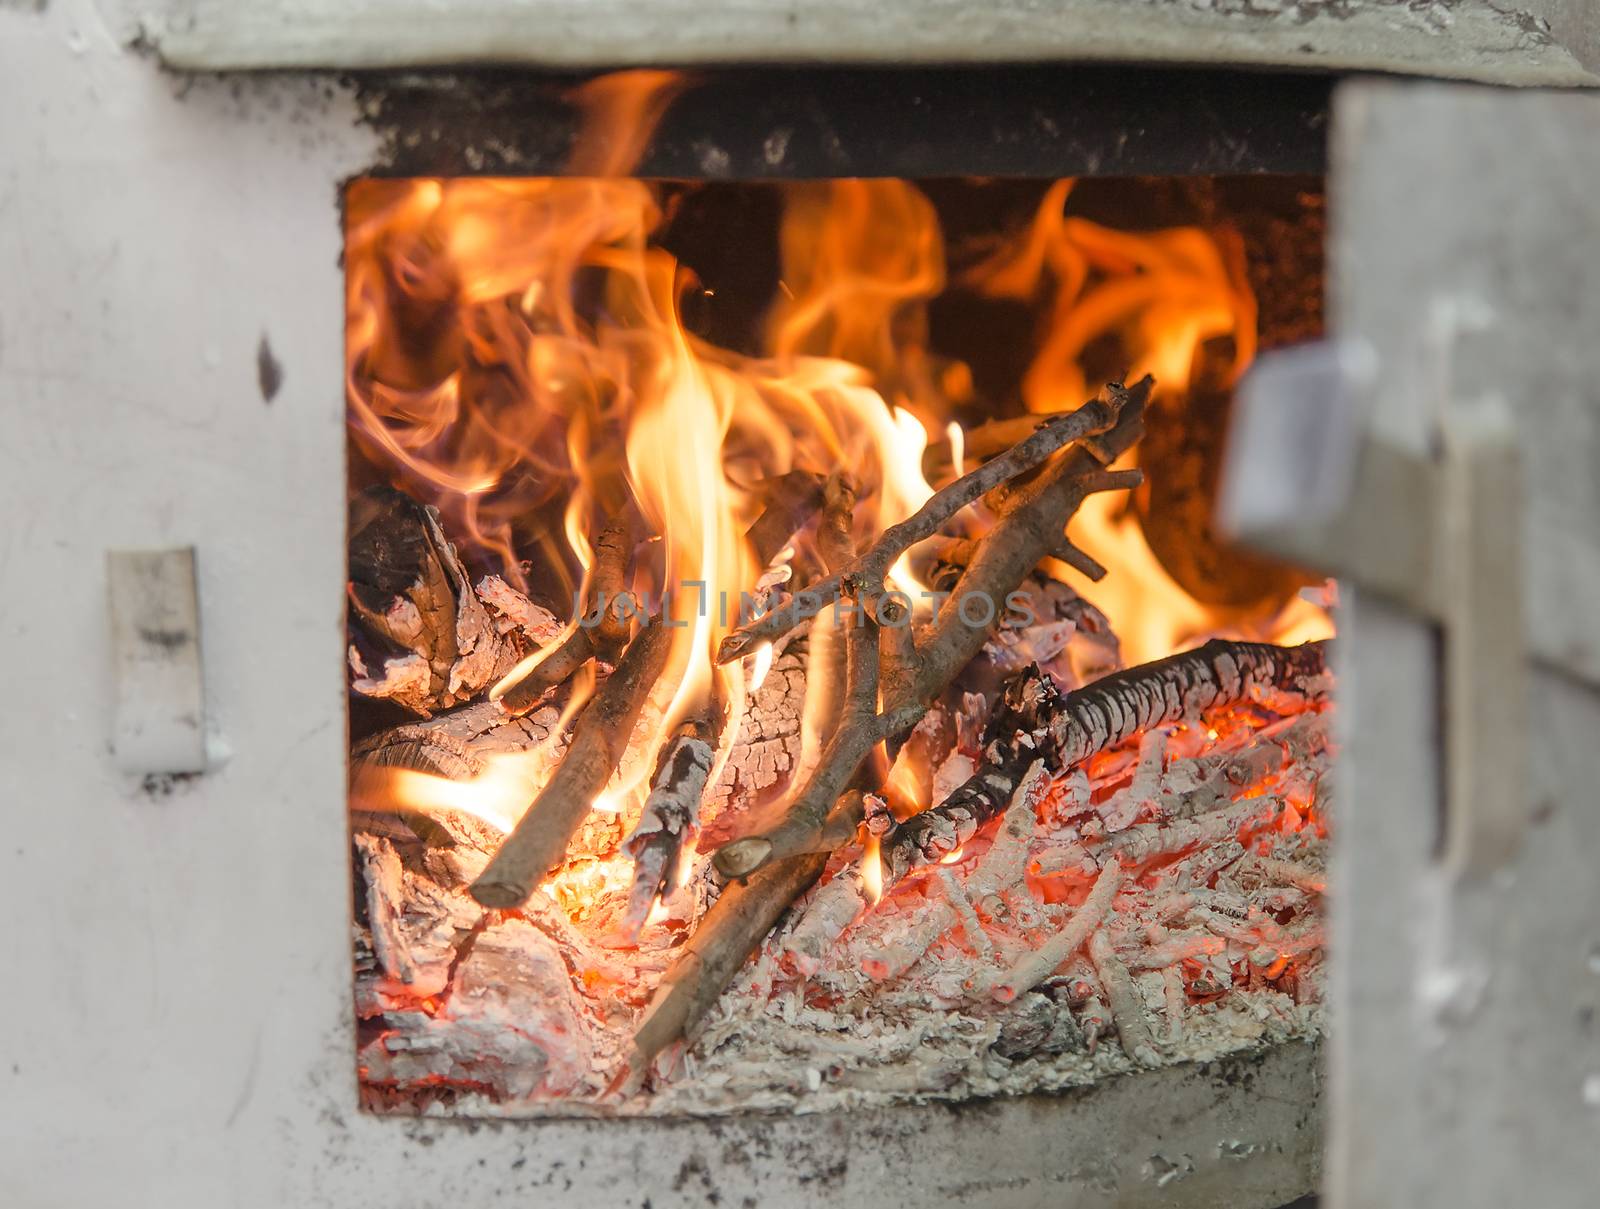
[345,169,1335,1119]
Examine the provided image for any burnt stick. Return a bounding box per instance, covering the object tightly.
[470,619,674,909]
[497,513,640,716]
[881,638,1332,885]
[715,389,1129,664]
[618,703,723,939]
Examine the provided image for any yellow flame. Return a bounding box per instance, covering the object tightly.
[861,833,884,906]
[350,755,542,835]
[377,664,597,830]
[748,641,775,691]
[490,624,579,702]
[944,420,964,479]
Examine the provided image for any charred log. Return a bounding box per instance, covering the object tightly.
[348,486,559,717]
[619,706,723,938]
[882,637,1331,883]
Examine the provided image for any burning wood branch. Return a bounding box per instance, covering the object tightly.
[881,637,1332,884]
[627,795,861,1080]
[496,514,642,717]
[618,705,723,938]
[470,619,673,909]
[715,384,1141,665]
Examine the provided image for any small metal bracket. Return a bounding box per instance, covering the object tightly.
[107,547,208,776]
[1219,341,1529,877]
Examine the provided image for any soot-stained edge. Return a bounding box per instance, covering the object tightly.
[349,64,1330,181]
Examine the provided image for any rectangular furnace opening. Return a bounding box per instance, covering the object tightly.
[343,168,1335,1117]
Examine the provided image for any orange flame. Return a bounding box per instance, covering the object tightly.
[965,181,1330,662]
[348,92,953,837]
[861,833,884,906]
[346,79,1330,871]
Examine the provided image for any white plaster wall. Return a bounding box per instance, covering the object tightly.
[0,3,375,1204]
[0,6,1323,1207]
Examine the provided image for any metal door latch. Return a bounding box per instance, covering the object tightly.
[107,547,208,776]
[1218,340,1528,878]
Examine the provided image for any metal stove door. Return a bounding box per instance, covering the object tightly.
[1325,80,1600,1209]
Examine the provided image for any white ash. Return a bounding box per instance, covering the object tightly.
[354,686,1332,1117]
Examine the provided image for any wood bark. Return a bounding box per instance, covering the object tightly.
[497,513,641,716]
[882,637,1331,884]
[629,808,857,1077]
[711,612,912,879]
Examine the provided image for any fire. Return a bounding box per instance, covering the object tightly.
[965,181,1330,663]
[351,757,524,835]
[860,833,884,906]
[964,180,1255,416]
[747,641,775,691]
[346,77,1329,861]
